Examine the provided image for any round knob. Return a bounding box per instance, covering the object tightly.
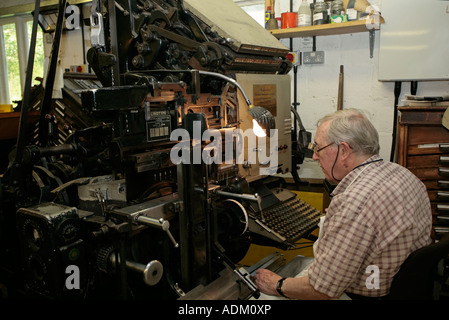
[143,260,163,286]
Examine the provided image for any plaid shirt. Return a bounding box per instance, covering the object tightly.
[308,155,433,298]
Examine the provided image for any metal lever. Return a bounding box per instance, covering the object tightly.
[215,190,264,221]
[90,0,105,47]
[136,215,179,248]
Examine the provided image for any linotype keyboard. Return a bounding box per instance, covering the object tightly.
[262,196,321,243]
[246,183,322,249]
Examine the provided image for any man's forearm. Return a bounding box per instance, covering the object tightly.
[281,275,333,300]
[254,269,334,300]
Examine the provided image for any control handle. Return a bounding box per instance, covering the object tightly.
[136,215,179,248]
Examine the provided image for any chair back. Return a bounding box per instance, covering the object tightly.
[388,233,449,300]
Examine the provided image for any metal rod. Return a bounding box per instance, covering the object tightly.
[118,235,128,299]
[38,0,67,147]
[110,254,163,286]
[197,70,252,107]
[14,0,40,164]
[390,81,402,162]
[135,215,179,248]
[215,190,264,221]
[215,190,260,203]
[107,0,120,86]
[337,65,344,110]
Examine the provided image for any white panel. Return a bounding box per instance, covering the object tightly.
[236,73,292,180]
[184,0,289,52]
[378,0,449,81]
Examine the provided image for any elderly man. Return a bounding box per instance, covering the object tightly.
[254,108,432,300]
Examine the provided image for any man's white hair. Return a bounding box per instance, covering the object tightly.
[317,108,380,156]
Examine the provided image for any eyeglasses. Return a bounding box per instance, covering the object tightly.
[309,142,335,154]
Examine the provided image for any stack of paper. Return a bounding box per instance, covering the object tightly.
[401,94,449,107]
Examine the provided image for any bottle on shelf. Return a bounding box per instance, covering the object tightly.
[265,5,272,29]
[297,0,312,27]
[313,0,329,25]
[345,0,358,21]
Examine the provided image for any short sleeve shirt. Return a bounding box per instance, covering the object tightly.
[307,155,432,298]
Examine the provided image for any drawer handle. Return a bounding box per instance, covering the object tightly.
[434,228,449,237]
[438,180,449,189]
[440,156,449,166]
[437,204,449,213]
[439,168,449,177]
[437,192,449,201]
[440,144,449,152]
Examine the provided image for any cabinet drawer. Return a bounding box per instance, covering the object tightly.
[423,180,449,190]
[429,191,449,202]
[408,154,449,167]
[410,167,449,179]
[407,126,449,146]
[408,142,449,156]
[435,203,449,215]
[399,107,446,125]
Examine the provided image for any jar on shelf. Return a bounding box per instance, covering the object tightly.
[313,0,329,25]
[330,0,347,23]
[331,0,344,16]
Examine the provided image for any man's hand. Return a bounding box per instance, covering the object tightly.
[254,267,334,300]
[253,268,282,296]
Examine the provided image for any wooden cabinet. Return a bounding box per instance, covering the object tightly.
[397,106,449,239]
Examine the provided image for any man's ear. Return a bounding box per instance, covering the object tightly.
[339,141,352,160]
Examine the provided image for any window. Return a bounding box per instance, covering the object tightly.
[237,1,265,27]
[1,23,19,105]
[0,15,45,107]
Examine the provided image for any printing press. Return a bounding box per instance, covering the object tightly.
[0,0,320,299]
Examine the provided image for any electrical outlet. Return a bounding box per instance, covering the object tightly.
[302,51,325,64]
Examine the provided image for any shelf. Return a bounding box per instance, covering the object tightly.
[269,16,385,39]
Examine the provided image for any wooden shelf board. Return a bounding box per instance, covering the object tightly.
[270,17,385,39]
